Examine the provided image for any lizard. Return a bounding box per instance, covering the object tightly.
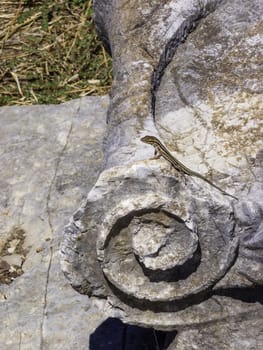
[141,135,238,200]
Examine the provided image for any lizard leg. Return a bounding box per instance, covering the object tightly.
[180,171,187,185]
[177,168,187,185]
[150,148,162,160]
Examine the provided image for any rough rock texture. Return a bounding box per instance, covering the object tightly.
[0,96,110,349]
[61,0,263,348]
[1,0,262,348]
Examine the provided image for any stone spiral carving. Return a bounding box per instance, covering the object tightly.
[97,191,238,310]
[61,163,244,328]
[61,0,263,334]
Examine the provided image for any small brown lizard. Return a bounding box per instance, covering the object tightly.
[141,135,237,200]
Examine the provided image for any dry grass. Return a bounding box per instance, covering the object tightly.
[0,0,112,106]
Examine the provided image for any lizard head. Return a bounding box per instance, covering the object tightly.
[140,135,159,145]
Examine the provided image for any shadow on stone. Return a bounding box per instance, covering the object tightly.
[214,286,263,305]
[89,317,177,349]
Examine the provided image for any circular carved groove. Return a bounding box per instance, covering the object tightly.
[96,195,238,310]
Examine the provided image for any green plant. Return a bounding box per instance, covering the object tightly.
[0,0,112,106]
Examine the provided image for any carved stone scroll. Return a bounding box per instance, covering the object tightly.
[61,0,263,338]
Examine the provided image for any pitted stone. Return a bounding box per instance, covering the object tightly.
[61,0,263,344]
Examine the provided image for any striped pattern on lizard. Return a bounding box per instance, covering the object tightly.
[141,135,237,200]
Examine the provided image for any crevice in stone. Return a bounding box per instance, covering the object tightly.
[151,1,223,121]
[19,332,22,350]
[105,279,263,314]
[39,245,53,350]
[214,286,263,304]
[177,307,262,331]
[40,109,76,349]
[151,14,201,121]
[104,277,212,313]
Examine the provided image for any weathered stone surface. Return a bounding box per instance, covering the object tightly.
[154,0,263,293]
[62,0,263,347]
[2,0,262,348]
[0,96,110,349]
[94,0,223,168]
[169,315,263,349]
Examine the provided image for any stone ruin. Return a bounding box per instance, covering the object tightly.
[61,0,263,347]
